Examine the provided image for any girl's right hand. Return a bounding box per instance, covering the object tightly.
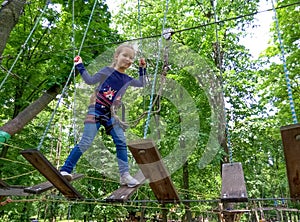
[139,58,146,68]
[74,55,82,65]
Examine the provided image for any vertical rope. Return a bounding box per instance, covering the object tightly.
[137,0,142,53]
[212,0,233,163]
[271,0,298,124]
[0,1,50,90]
[77,0,98,55]
[37,0,98,150]
[143,0,169,139]
[137,0,147,111]
[71,0,77,145]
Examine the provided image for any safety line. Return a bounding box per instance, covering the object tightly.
[143,0,169,138]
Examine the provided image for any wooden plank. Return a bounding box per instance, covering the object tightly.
[221,162,248,202]
[106,170,146,202]
[0,186,31,196]
[24,173,84,194]
[0,179,32,196]
[21,149,83,200]
[280,124,300,199]
[128,139,180,203]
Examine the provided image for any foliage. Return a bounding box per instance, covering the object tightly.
[0,0,299,221]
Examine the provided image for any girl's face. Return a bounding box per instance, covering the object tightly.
[114,47,135,73]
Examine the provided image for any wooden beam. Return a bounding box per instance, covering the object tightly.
[280,124,300,199]
[221,162,248,202]
[24,173,84,194]
[21,149,83,200]
[106,170,146,202]
[128,139,180,203]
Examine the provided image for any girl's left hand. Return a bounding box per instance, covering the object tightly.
[139,58,146,68]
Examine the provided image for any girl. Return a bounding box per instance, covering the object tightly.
[60,44,146,187]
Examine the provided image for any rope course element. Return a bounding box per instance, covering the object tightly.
[271,0,298,124]
[143,0,169,139]
[37,0,98,151]
[0,1,50,90]
[2,1,300,213]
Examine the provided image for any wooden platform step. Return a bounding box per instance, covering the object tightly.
[0,185,31,196]
[24,173,84,194]
[221,162,248,202]
[128,139,180,203]
[106,170,146,202]
[0,179,32,196]
[21,149,83,200]
[280,124,300,199]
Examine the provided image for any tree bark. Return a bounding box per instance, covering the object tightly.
[0,0,26,57]
[0,84,61,136]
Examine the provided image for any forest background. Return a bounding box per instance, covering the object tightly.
[0,0,299,221]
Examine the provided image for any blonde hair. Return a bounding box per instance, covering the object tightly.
[111,44,135,68]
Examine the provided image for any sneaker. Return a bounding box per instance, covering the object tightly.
[60,171,73,181]
[120,172,139,188]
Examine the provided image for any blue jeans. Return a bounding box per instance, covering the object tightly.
[60,116,129,175]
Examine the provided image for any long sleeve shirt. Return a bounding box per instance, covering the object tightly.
[76,63,146,114]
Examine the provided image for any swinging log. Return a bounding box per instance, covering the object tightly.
[221,162,248,202]
[280,123,300,199]
[106,170,146,202]
[21,149,83,200]
[128,139,180,203]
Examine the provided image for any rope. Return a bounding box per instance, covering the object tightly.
[10,2,298,63]
[71,0,78,144]
[271,0,298,124]
[37,0,98,150]
[0,0,50,90]
[77,0,98,56]
[143,0,169,139]
[137,0,143,53]
[0,65,50,97]
[212,0,233,163]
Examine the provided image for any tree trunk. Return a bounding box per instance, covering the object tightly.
[0,0,26,57]
[0,84,60,136]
